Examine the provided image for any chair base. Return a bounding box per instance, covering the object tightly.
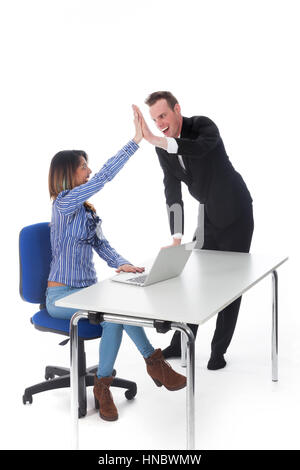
[22,340,137,417]
[23,365,137,417]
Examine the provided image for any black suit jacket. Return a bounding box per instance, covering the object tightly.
[156,116,253,234]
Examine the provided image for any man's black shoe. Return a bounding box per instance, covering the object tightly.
[162,345,181,359]
[207,354,226,370]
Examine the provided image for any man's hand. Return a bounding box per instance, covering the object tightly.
[162,237,182,249]
[115,264,145,273]
[172,237,182,246]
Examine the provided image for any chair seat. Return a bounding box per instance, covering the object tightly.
[32,308,102,339]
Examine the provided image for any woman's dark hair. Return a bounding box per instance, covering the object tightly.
[48,150,88,200]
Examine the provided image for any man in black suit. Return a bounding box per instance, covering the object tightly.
[133,91,254,370]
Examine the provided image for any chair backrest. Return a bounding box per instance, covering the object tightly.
[19,223,52,304]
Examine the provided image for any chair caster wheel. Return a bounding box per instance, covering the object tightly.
[125,387,137,400]
[45,372,55,380]
[23,394,33,404]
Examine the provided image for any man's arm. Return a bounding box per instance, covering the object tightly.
[161,118,220,157]
[158,152,184,245]
[135,104,220,159]
[172,119,220,157]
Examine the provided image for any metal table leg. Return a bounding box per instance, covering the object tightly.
[172,323,195,450]
[181,326,188,368]
[69,310,89,450]
[69,312,196,450]
[272,270,278,382]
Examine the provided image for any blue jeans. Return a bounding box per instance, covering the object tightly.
[46,286,155,378]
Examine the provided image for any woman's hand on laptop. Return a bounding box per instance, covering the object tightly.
[115,264,145,273]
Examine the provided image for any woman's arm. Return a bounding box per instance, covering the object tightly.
[93,236,144,273]
[55,108,143,216]
[55,141,139,216]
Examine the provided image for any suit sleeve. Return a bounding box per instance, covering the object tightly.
[173,118,220,158]
[157,151,184,236]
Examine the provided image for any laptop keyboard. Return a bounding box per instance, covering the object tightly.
[127,274,147,284]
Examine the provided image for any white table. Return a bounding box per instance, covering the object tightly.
[56,250,288,450]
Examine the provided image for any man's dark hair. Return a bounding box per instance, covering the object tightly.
[145,91,178,109]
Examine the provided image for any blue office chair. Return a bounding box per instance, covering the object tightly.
[19,222,137,417]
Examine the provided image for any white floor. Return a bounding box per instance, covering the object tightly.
[2,262,299,450]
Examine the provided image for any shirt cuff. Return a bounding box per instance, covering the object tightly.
[166,137,178,154]
[116,257,132,268]
[128,140,139,150]
[172,233,183,239]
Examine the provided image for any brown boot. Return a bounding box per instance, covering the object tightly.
[93,375,118,421]
[145,348,187,391]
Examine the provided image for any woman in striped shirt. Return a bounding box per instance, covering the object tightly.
[45,109,186,421]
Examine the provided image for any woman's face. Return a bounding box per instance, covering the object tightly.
[74,156,92,186]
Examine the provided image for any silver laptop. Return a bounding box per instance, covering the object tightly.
[111,241,196,287]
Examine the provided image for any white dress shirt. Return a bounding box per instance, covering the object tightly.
[166,136,185,239]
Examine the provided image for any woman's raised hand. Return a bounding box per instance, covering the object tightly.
[132,105,143,144]
[132,104,155,144]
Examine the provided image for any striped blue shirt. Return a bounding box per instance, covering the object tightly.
[48,140,139,288]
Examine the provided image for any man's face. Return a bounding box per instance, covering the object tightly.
[149,99,182,138]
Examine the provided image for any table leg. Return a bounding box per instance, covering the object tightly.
[272,270,278,382]
[172,323,195,450]
[69,310,88,450]
[69,312,196,450]
[100,314,196,449]
[181,326,188,367]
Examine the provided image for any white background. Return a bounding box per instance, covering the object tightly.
[0,0,299,450]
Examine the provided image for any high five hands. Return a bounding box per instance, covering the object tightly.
[132,105,155,144]
[132,106,143,145]
[132,105,167,150]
